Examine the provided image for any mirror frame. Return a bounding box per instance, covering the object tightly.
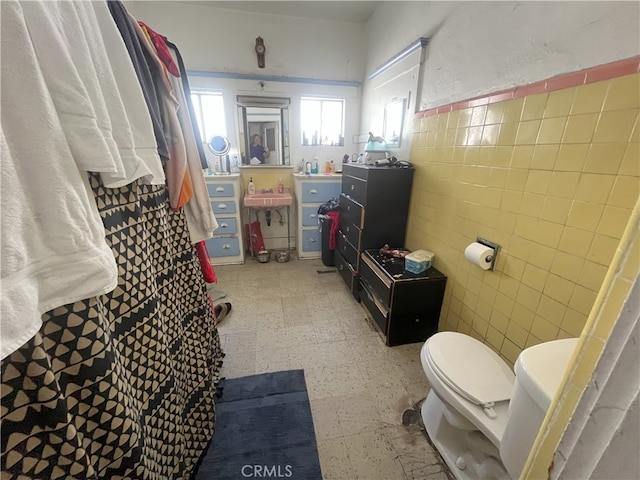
[237,95,291,166]
[383,97,407,149]
[207,134,231,156]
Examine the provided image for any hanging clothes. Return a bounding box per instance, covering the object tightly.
[107,0,170,163]
[166,44,219,243]
[167,40,209,170]
[0,0,118,359]
[18,1,165,189]
[1,175,223,479]
[18,0,122,176]
[1,0,223,478]
[75,0,166,188]
[195,241,217,283]
[134,19,217,243]
[130,14,193,210]
[138,21,180,77]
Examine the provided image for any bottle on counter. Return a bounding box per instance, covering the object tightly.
[311,155,319,174]
[248,177,256,195]
[277,178,284,193]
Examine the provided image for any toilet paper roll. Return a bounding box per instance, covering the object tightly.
[465,242,494,270]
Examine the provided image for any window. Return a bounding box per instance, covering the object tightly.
[190,91,226,142]
[300,97,344,146]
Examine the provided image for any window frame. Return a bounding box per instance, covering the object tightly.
[300,96,345,147]
[190,90,227,143]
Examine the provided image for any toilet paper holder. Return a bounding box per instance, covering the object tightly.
[476,237,500,271]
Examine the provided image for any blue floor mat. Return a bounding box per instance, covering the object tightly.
[195,370,322,480]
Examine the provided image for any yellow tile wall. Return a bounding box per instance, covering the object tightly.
[240,168,294,193]
[522,194,640,480]
[407,73,640,365]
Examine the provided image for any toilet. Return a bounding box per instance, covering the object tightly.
[420,331,578,480]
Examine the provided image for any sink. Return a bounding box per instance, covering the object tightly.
[244,189,293,207]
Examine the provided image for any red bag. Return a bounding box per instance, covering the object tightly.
[244,220,266,253]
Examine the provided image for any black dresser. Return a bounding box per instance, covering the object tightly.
[335,163,414,299]
[360,250,447,346]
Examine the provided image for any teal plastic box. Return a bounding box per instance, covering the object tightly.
[404,250,434,274]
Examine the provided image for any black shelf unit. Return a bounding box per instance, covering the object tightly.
[336,163,414,299]
[360,249,447,346]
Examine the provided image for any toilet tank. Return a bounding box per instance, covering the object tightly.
[500,338,579,479]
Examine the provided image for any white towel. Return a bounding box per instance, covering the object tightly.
[168,50,218,243]
[1,1,118,359]
[19,0,124,177]
[21,1,165,189]
[77,1,165,188]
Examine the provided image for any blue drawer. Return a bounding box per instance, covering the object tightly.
[210,200,236,215]
[302,229,322,252]
[205,236,240,257]
[206,183,234,197]
[300,181,341,203]
[302,206,321,226]
[213,217,238,235]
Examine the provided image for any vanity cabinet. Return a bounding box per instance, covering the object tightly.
[360,249,447,346]
[204,174,245,265]
[336,164,414,299]
[293,174,342,259]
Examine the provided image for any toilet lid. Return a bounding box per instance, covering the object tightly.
[427,332,515,407]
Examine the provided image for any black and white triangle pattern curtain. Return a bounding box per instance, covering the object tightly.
[1,175,224,479]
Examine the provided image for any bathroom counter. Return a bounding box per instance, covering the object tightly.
[204,175,244,265]
[292,172,342,180]
[293,174,342,259]
[203,172,241,179]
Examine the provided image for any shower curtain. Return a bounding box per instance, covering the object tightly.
[1,174,224,479]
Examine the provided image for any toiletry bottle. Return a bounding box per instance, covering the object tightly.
[277,178,284,194]
[248,177,256,195]
[325,160,331,174]
[330,160,335,173]
[311,155,319,174]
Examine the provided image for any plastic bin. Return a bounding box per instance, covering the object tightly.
[405,250,434,274]
[320,216,335,267]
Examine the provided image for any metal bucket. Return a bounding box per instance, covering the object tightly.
[274,249,290,263]
[256,250,271,263]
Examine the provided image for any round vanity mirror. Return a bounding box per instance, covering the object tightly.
[207,135,232,175]
[208,134,230,156]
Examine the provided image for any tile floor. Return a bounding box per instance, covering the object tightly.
[214,256,452,480]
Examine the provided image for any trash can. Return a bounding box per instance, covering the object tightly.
[319,215,335,267]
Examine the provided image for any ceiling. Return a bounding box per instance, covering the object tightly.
[180,1,381,23]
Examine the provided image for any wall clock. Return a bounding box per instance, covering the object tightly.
[255,37,266,68]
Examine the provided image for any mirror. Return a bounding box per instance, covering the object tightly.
[208,135,230,156]
[237,96,290,166]
[383,97,407,148]
[206,134,232,174]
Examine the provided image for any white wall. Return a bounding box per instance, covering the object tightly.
[127,1,366,169]
[128,1,366,81]
[363,1,640,110]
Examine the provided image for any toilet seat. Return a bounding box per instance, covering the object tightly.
[426,332,515,414]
